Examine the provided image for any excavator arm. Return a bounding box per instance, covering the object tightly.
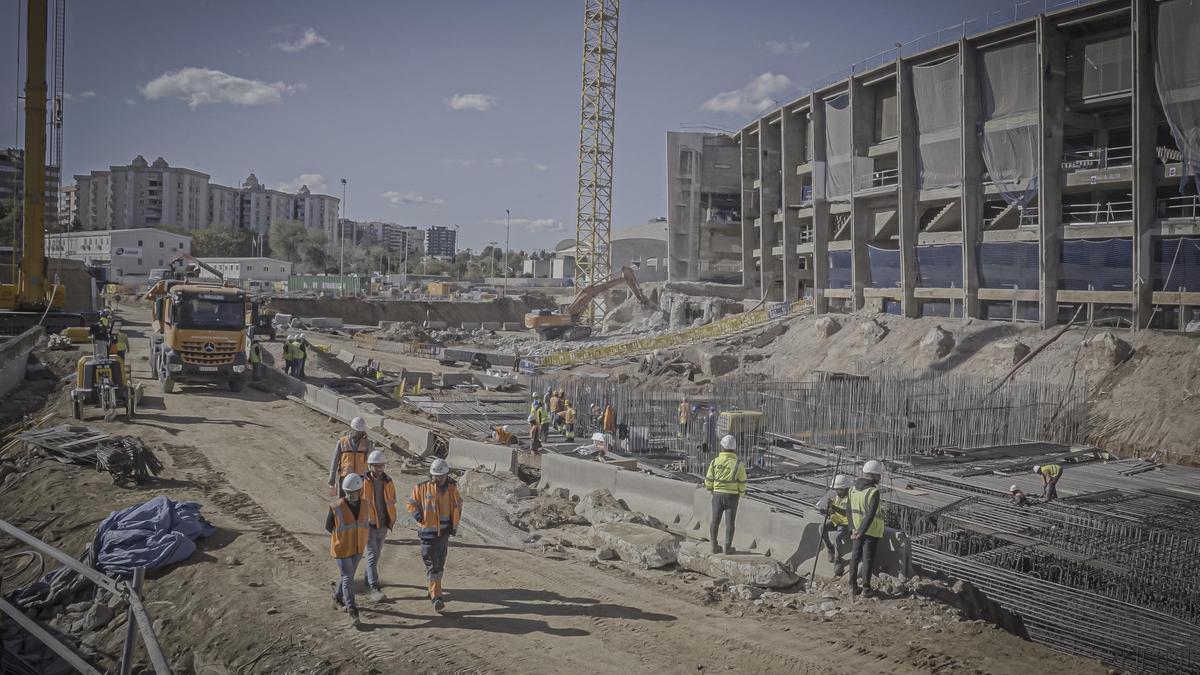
[566,266,647,317]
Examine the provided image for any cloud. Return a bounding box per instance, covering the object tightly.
[487,157,506,167]
[382,190,444,206]
[441,158,477,167]
[764,39,811,55]
[140,67,304,108]
[447,93,496,111]
[533,164,549,172]
[276,173,327,194]
[700,72,791,116]
[80,91,96,98]
[483,217,563,233]
[274,28,329,53]
[61,92,73,101]
[122,98,137,106]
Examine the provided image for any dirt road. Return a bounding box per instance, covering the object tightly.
[8,303,1107,674]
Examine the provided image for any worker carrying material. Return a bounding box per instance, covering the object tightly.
[329,417,372,497]
[407,458,462,613]
[704,435,746,555]
[361,450,396,602]
[848,460,886,598]
[818,473,853,570]
[326,473,369,626]
[1034,463,1063,501]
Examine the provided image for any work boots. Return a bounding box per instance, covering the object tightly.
[369,585,386,602]
[710,542,721,555]
[348,608,361,626]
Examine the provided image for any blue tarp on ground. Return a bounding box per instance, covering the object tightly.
[92,496,214,578]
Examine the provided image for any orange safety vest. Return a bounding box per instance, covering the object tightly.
[406,479,462,538]
[336,435,370,478]
[362,473,398,529]
[495,426,514,445]
[328,498,370,558]
[602,406,616,433]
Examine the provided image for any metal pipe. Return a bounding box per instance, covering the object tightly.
[125,567,172,675]
[0,517,122,595]
[0,595,103,675]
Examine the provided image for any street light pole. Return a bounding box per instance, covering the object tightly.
[504,209,510,297]
[339,178,347,277]
[488,241,498,279]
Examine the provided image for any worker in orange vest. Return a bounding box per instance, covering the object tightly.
[328,417,371,497]
[602,400,616,434]
[406,459,462,612]
[361,450,396,602]
[326,473,370,626]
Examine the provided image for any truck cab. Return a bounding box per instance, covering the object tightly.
[150,282,250,393]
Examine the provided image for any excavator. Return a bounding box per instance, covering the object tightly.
[525,266,649,340]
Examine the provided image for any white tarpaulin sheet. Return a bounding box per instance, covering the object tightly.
[1155,0,1200,187]
[913,56,962,190]
[979,39,1040,206]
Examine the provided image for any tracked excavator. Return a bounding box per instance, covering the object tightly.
[525,266,649,340]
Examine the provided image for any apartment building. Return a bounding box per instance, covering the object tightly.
[666,132,742,283]
[425,225,457,258]
[0,147,61,227]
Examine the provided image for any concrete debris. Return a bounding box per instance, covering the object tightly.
[457,470,532,519]
[993,340,1031,365]
[1185,320,1200,335]
[1084,332,1134,368]
[515,496,589,530]
[684,347,739,378]
[858,319,889,344]
[751,323,788,349]
[814,316,842,337]
[676,541,800,588]
[574,489,667,529]
[919,325,955,358]
[588,522,681,568]
[729,584,763,601]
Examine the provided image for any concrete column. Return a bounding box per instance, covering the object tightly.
[960,39,983,319]
[780,108,804,302]
[849,78,870,311]
[1132,0,1156,329]
[740,131,758,296]
[1037,17,1066,328]
[759,118,784,301]
[810,93,830,315]
[897,59,920,318]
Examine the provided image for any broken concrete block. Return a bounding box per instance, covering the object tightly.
[751,323,788,349]
[574,489,666,529]
[858,318,888,344]
[424,320,448,330]
[730,584,764,600]
[82,603,114,631]
[676,541,800,589]
[685,347,739,377]
[814,316,842,338]
[588,522,680,568]
[994,340,1031,365]
[919,325,955,358]
[1083,331,1134,368]
[457,470,532,518]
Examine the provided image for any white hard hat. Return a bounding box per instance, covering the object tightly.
[1032,465,1041,474]
[1009,484,1019,493]
[367,450,387,465]
[299,332,306,339]
[833,474,853,489]
[341,473,364,491]
[591,432,606,442]
[720,435,737,451]
[430,458,450,476]
[862,460,884,475]
[350,417,367,432]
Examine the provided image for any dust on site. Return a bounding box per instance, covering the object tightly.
[4,0,1200,674]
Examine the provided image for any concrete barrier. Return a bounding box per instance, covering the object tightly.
[461,321,481,331]
[399,369,434,387]
[480,321,501,331]
[502,322,523,331]
[0,327,41,400]
[539,452,621,499]
[308,317,344,328]
[273,313,293,327]
[440,372,475,388]
[612,470,698,530]
[424,320,448,330]
[446,438,518,474]
[383,419,436,456]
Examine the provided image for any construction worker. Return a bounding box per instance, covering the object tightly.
[704,435,746,555]
[563,402,577,442]
[819,473,853,567]
[248,336,264,381]
[1009,484,1030,506]
[548,390,561,428]
[112,322,129,362]
[361,450,396,602]
[537,401,552,441]
[677,397,689,438]
[297,332,309,379]
[1033,463,1062,501]
[602,400,616,435]
[493,424,515,446]
[527,415,542,454]
[329,417,371,497]
[326,472,369,626]
[98,309,112,331]
[530,395,541,420]
[848,460,886,598]
[575,431,607,459]
[406,458,462,613]
[283,334,296,376]
[551,390,566,433]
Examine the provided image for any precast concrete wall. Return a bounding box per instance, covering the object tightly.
[446,438,518,474]
[267,296,551,327]
[612,470,699,530]
[383,419,436,456]
[539,453,621,498]
[0,328,42,400]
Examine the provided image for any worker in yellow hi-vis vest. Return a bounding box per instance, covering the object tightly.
[1034,463,1063,501]
[848,460,885,599]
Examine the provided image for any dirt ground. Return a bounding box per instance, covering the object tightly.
[0,303,1110,674]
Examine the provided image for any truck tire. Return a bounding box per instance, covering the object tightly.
[163,376,176,394]
[229,378,246,393]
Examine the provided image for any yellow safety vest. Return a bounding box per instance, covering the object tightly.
[849,485,885,538]
[704,451,746,495]
[249,343,261,364]
[830,494,848,527]
[114,331,128,351]
[1040,464,1062,479]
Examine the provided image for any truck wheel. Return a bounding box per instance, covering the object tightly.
[163,376,176,394]
[229,378,246,393]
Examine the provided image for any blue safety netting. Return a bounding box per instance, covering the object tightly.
[829,250,853,288]
[1059,239,1132,291]
[1154,237,1200,291]
[867,245,901,287]
[883,299,902,315]
[915,244,963,288]
[978,241,1040,289]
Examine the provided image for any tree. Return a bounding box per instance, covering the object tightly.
[191,225,255,257]
[267,220,307,264]
[298,229,329,273]
[0,199,20,251]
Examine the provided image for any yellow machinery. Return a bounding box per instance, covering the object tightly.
[71,326,136,421]
[524,266,648,340]
[145,256,252,393]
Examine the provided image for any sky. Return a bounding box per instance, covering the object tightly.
[2,0,1029,251]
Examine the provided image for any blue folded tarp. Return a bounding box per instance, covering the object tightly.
[91,495,215,578]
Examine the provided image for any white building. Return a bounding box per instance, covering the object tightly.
[294,185,340,239]
[197,256,292,291]
[45,227,191,285]
[207,183,240,227]
[58,185,78,230]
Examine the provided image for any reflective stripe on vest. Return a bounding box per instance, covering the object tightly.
[329,498,369,558]
[849,485,885,538]
[706,452,744,494]
[337,436,369,477]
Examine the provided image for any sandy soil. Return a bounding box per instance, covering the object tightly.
[0,303,1109,674]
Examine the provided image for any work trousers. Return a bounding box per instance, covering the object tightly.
[332,554,362,609]
[1045,477,1060,501]
[710,493,740,548]
[565,423,575,441]
[420,534,450,601]
[364,526,388,588]
[849,534,881,591]
[821,522,849,560]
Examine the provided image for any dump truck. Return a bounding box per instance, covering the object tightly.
[144,256,251,393]
[525,266,649,340]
